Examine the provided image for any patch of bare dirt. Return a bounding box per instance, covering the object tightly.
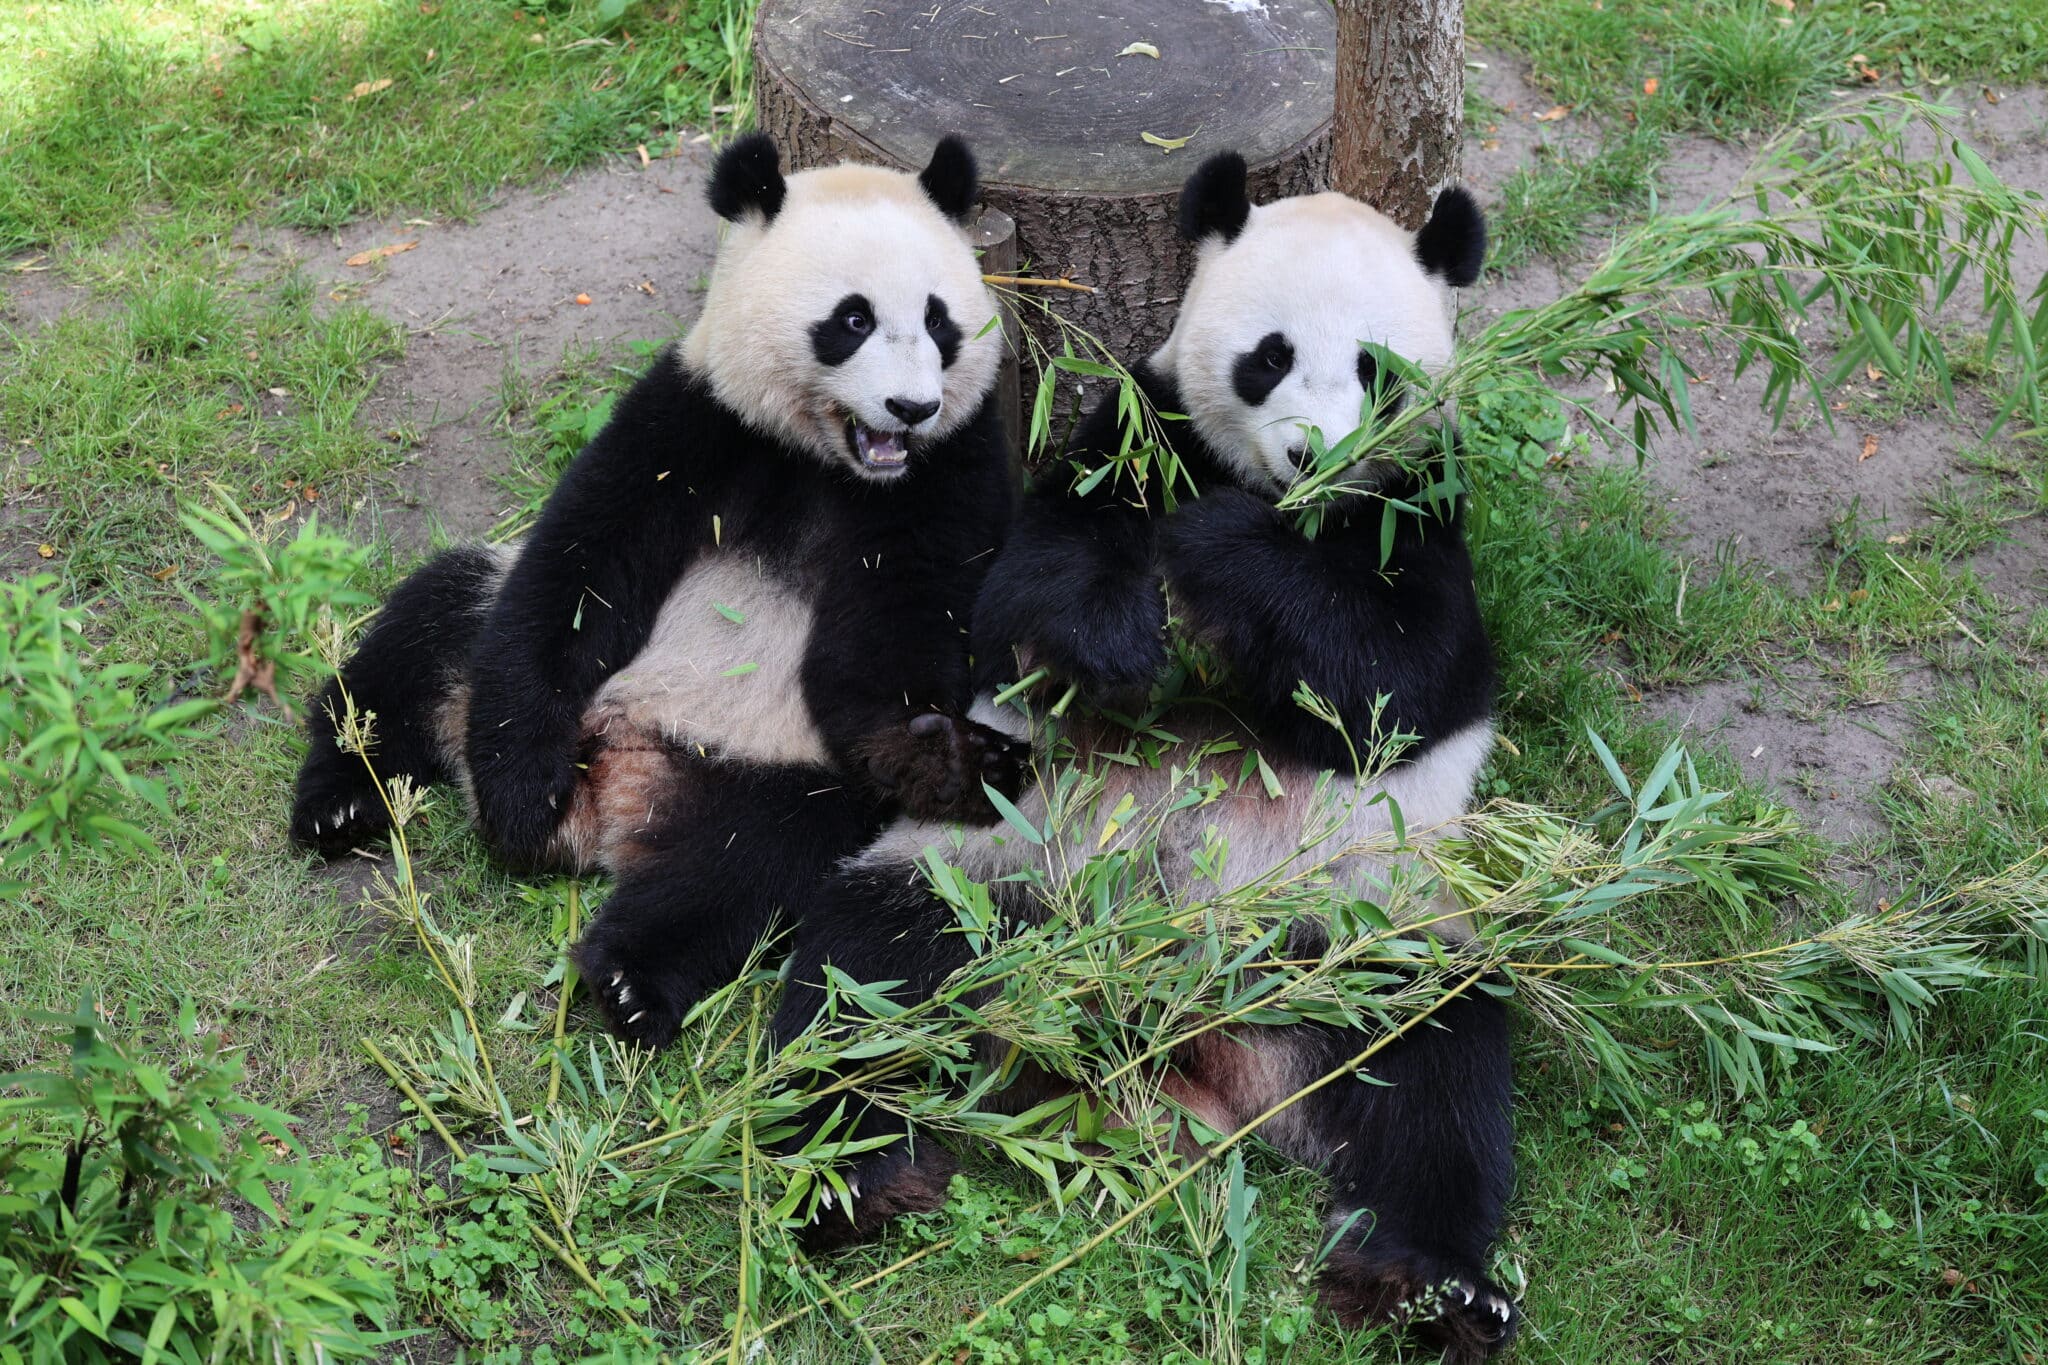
[249,143,721,545]
[1641,669,1934,845]
[1,254,94,331]
[1466,55,2047,842]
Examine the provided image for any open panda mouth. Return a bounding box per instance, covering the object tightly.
[848,419,911,473]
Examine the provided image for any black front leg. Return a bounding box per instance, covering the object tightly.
[969,487,1167,707]
[1161,486,1492,771]
[805,566,1029,826]
[461,370,708,867]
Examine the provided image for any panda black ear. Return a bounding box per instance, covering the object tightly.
[1416,185,1486,287]
[1178,152,1251,244]
[708,132,786,223]
[918,135,979,222]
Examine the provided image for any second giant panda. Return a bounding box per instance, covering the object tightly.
[772,153,1515,1358]
[289,134,1025,1047]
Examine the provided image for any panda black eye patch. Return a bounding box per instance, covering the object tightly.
[1231,332,1293,407]
[810,293,875,367]
[1357,348,1407,419]
[925,294,962,369]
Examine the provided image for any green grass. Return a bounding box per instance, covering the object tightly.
[4,0,2047,1358]
[1486,122,1670,274]
[1473,0,2048,124]
[0,0,746,252]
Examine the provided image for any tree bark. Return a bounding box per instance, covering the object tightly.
[1330,0,1466,231]
[751,0,1335,430]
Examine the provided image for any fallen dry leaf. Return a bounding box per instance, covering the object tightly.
[151,563,180,580]
[1533,104,1570,122]
[1984,87,2001,104]
[225,609,290,717]
[1866,361,1882,381]
[1886,533,1909,544]
[637,143,650,167]
[1642,77,1659,96]
[215,402,245,419]
[345,77,394,102]
[1857,63,1881,83]
[637,279,657,296]
[344,239,418,267]
[1860,433,1879,461]
[36,543,55,559]
[1117,41,1161,59]
[1140,131,1191,152]
[574,292,592,305]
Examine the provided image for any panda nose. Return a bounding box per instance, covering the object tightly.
[885,396,941,428]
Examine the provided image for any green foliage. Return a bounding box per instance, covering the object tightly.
[1668,4,1856,133]
[181,493,377,710]
[0,578,214,880]
[0,1001,400,1363]
[672,0,756,131]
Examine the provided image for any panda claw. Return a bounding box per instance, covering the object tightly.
[616,984,633,1006]
[1489,1296,1512,1322]
[311,820,321,835]
[1460,1284,1475,1306]
[820,1188,834,1210]
[611,971,624,986]
[626,1010,647,1024]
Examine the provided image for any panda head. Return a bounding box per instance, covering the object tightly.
[682,133,1002,482]
[1152,152,1487,497]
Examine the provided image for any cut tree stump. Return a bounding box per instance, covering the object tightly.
[754,0,1335,444]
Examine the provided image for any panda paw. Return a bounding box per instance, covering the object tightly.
[574,939,691,1050]
[289,750,392,856]
[795,1142,958,1255]
[1317,1243,1518,1362]
[469,745,580,870]
[864,712,1028,824]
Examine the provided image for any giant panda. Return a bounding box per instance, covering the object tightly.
[289,133,1026,1047]
[770,153,1514,1358]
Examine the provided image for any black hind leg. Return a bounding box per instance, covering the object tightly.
[574,762,877,1049]
[290,546,502,856]
[769,863,976,1252]
[1181,993,1517,1360]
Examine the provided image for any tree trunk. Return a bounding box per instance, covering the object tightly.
[1330,0,1466,231]
[752,0,1335,450]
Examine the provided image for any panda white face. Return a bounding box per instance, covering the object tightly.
[1155,158,1486,498]
[684,137,1003,483]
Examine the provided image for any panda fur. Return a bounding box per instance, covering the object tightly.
[770,155,1516,1359]
[289,133,1025,1047]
